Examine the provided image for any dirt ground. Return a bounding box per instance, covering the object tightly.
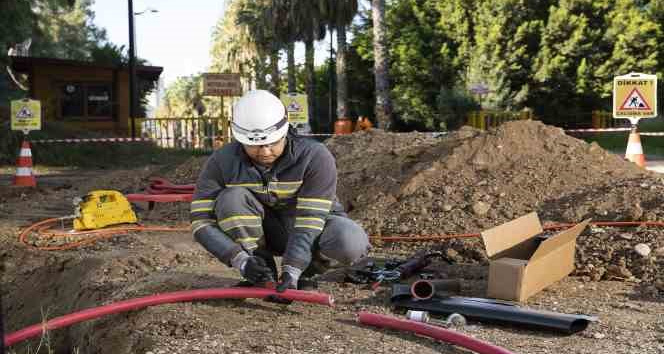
[1,120,664,354]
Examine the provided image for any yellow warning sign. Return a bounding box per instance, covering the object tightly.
[11,99,42,132]
[613,73,657,119]
[280,93,308,124]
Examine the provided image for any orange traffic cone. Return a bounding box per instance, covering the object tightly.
[13,140,36,187]
[625,129,646,168]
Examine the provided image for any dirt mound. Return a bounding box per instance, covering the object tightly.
[327,121,652,235]
[326,121,663,289]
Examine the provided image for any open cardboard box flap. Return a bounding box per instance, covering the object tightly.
[481,212,543,259]
[531,218,591,261]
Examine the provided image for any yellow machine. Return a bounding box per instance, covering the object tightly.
[73,190,138,230]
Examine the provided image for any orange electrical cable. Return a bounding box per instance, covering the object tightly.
[367,221,664,242]
[19,219,664,251]
[18,218,188,251]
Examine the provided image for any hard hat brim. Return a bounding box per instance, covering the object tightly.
[232,123,289,146]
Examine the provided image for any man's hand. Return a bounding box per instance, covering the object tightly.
[276,265,302,293]
[232,252,275,285]
[243,256,276,284]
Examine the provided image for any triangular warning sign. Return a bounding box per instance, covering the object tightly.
[15,106,33,118]
[620,88,651,110]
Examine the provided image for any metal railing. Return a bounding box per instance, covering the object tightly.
[137,117,230,151]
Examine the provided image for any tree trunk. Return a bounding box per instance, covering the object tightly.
[287,42,296,93]
[270,48,280,95]
[335,22,348,119]
[254,54,268,90]
[372,0,392,130]
[305,38,315,128]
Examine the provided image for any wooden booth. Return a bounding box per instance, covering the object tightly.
[9,56,162,135]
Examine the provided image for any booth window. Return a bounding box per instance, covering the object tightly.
[59,83,113,120]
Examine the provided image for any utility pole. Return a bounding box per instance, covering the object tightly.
[128,0,137,138]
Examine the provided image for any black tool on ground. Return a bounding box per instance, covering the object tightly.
[344,251,443,289]
[391,284,597,334]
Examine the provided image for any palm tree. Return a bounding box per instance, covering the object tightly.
[236,0,282,94]
[293,0,327,124]
[372,0,392,129]
[322,0,358,120]
[272,0,299,93]
[211,0,266,90]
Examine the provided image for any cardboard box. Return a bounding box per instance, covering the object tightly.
[481,212,591,302]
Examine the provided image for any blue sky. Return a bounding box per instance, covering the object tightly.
[91,0,225,87]
[91,0,333,89]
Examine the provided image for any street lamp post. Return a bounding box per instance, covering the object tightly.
[128,0,137,138]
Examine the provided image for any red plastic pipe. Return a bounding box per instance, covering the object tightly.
[5,287,333,347]
[358,312,514,354]
[125,193,193,203]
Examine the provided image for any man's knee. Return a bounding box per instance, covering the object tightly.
[318,216,370,265]
[214,187,261,218]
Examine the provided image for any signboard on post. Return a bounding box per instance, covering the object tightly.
[202,73,241,146]
[11,99,41,133]
[202,73,242,96]
[280,93,309,125]
[613,73,658,121]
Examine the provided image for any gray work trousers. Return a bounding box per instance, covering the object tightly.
[215,187,370,274]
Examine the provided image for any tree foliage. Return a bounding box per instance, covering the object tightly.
[350,0,664,129]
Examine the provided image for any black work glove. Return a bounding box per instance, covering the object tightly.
[276,265,302,293]
[241,256,276,285]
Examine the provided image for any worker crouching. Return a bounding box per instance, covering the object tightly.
[190,90,370,292]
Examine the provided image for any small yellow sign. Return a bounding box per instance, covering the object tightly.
[11,99,42,132]
[280,93,308,124]
[613,73,657,119]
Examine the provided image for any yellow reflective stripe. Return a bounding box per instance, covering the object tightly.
[295,217,325,222]
[220,215,261,223]
[273,181,303,185]
[294,225,324,231]
[297,198,333,205]
[236,237,260,243]
[272,189,298,195]
[296,206,330,212]
[191,207,213,213]
[224,224,262,231]
[191,219,215,233]
[191,200,214,204]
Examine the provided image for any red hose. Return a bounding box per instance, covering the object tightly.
[358,312,514,354]
[5,287,333,347]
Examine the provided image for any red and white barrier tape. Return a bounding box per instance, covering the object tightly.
[564,127,632,133]
[30,138,155,143]
[25,129,663,144]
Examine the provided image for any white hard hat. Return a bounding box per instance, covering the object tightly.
[232,90,288,146]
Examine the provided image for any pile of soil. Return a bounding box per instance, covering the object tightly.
[325,121,663,289]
